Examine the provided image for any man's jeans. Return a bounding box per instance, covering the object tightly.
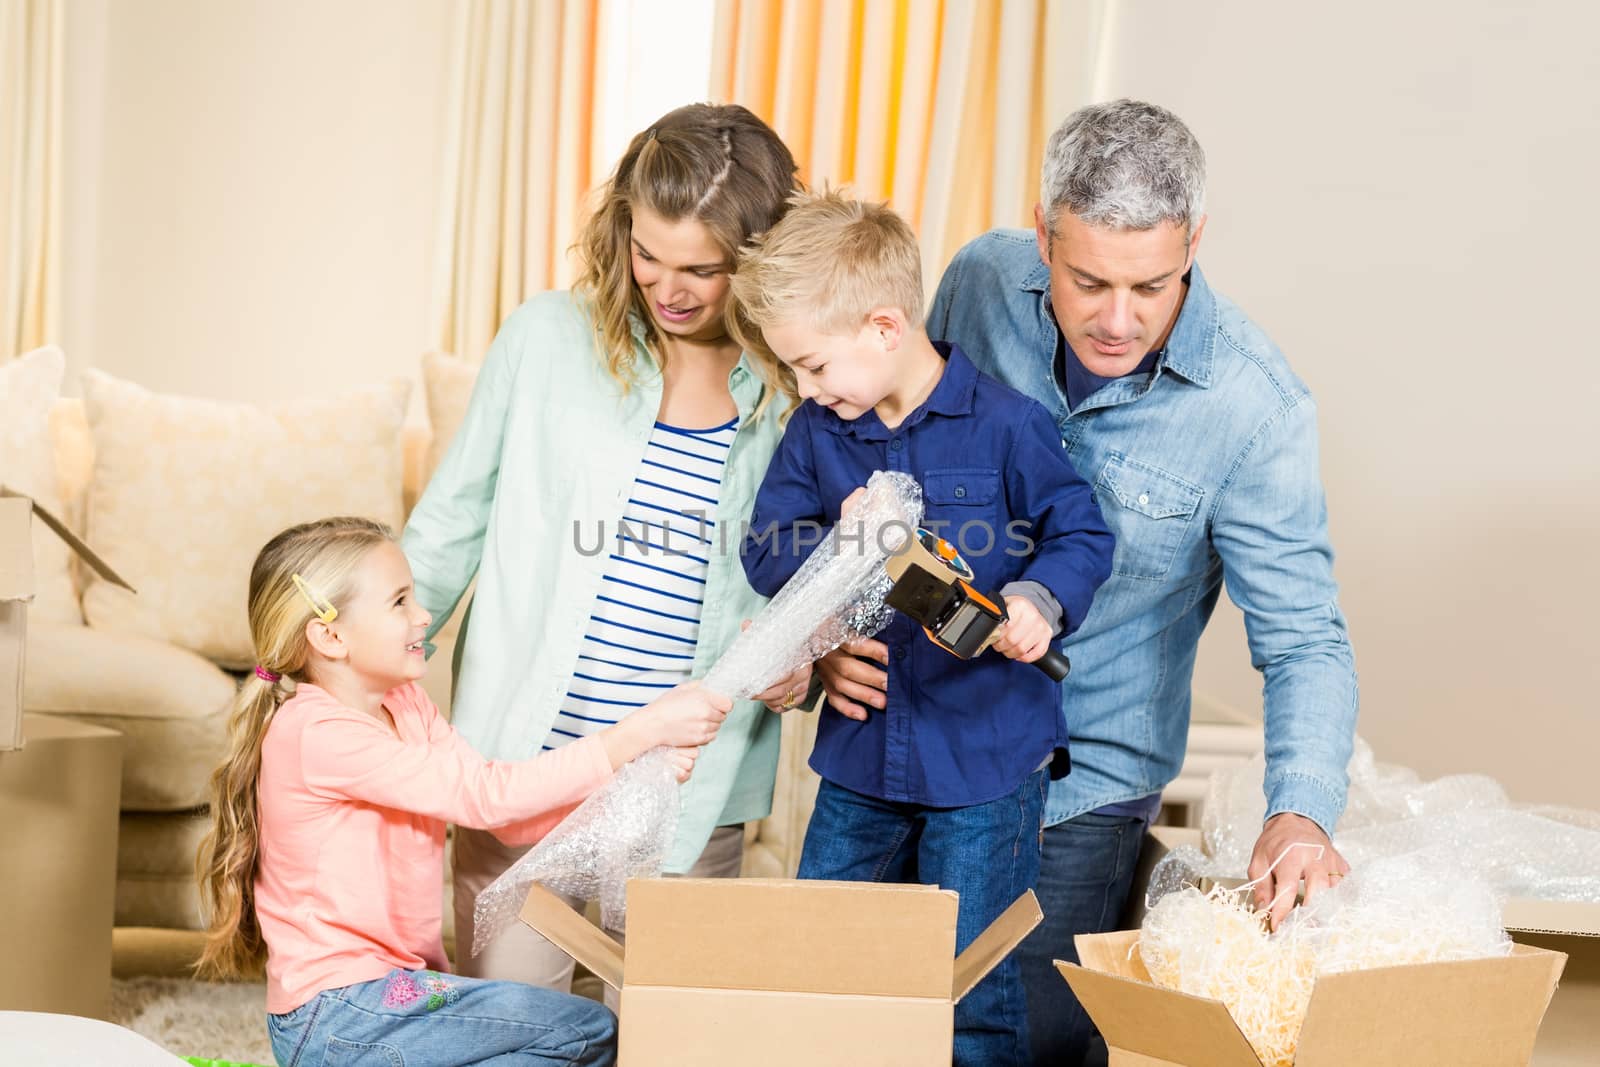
[1019,812,1149,1066]
[268,969,617,1066]
[797,771,1048,1067]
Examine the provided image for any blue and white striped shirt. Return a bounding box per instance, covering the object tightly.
[545,417,737,750]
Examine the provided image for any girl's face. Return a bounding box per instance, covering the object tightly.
[630,205,734,345]
[325,541,431,691]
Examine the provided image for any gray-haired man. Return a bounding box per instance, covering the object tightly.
[816,100,1359,1063]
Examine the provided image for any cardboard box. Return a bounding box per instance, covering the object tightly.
[1092,825,1598,1065]
[0,712,122,1017]
[0,488,132,751]
[1058,929,1565,1066]
[520,878,1042,1066]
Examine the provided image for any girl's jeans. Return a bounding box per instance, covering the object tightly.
[267,969,616,1066]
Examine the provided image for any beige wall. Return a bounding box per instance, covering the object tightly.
[61,0,452,417]
[1101,1,1600,807]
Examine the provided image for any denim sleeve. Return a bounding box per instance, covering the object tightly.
[400,312,522,653]
[926,244,968,344]
[1006,402,1115,636]
[1212,395,1358,835]
[740,410,828,598]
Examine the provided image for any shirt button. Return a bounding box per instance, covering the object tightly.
[1138,493,1150,506]
[894,647,908,661]
[954,485,966,499]
[890,438,903,451]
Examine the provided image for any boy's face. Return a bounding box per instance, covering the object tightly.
[764,315,897,422]
[322,541,432,691]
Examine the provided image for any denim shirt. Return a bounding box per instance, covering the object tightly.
[929,230,1358,834]
[741,344,1114,807]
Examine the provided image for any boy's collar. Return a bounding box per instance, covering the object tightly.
[818,342,977,440]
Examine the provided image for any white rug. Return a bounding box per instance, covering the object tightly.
[110,976,275,1065]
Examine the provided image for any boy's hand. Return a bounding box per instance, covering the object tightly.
[839,486,867,516]
[993,596,1053,663]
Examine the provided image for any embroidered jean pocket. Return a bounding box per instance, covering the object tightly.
[1095,452,1203,580]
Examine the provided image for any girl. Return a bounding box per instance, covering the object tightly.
[196,517,729,1066]
[402,103,809,989]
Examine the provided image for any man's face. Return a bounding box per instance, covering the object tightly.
[1035,205,1205,377]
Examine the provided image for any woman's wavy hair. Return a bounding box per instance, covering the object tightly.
[573,103,801,419]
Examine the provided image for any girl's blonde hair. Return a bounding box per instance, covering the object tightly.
[573,102,801,418]
[194,516,393,979]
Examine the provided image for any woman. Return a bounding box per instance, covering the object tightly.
[402,103,808,990]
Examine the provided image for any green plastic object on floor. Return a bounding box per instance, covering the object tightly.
[184,1058,272,1067]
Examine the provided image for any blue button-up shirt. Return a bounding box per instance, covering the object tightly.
[929,231,1358,834]
[741,344,1114,807]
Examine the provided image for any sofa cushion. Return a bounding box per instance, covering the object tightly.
[77,370,410,668]
[24,622,235,811]
[116,811,210,929]
[422,350,478,481]
[0,346,79,623]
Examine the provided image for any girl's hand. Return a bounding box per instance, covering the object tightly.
[637,681,732,749]
[993,597,1053,663]
[665,746,699,783]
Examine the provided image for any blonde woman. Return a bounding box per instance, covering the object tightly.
[195,517,729,1066]
[401,104,810,987]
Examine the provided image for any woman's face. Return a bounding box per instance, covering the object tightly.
[630,205,734,344]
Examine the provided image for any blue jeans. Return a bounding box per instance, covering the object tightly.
[1018,812,1148,1066]
[267,969,616,1066]
[797,771,1047,1067]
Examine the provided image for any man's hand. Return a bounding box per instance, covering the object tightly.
[1247,812,1351,929]
[815,637,889,721]
[992,596,1053,663]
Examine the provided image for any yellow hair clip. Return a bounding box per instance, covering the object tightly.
[291,573,338,623]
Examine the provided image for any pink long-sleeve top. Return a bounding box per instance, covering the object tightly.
[254,681,613,1013]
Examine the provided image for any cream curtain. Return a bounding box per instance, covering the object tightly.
[711,0,1113,295]
[428,0,607,362]
[0,0,62,360]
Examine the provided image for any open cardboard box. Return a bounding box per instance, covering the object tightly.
[1078,824,1597,1065]
[0,488,133,751]
[520,877,1042,1066]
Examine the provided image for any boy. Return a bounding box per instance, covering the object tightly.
[733,190,1114,1067]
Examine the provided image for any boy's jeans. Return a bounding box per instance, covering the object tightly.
[267,969,616,1066]
[797,770,1048,1067]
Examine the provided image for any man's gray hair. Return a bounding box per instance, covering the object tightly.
[1040,99,1206,232]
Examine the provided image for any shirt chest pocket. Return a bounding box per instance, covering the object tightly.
[1095,453,1204,581]
[921,467,1004,557]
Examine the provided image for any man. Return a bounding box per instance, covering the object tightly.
[816,99,1358,1064]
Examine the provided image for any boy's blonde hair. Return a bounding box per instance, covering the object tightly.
[194,516,392,979]
[731,188,926,339]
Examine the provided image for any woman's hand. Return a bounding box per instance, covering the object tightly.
[742,619,814,713]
